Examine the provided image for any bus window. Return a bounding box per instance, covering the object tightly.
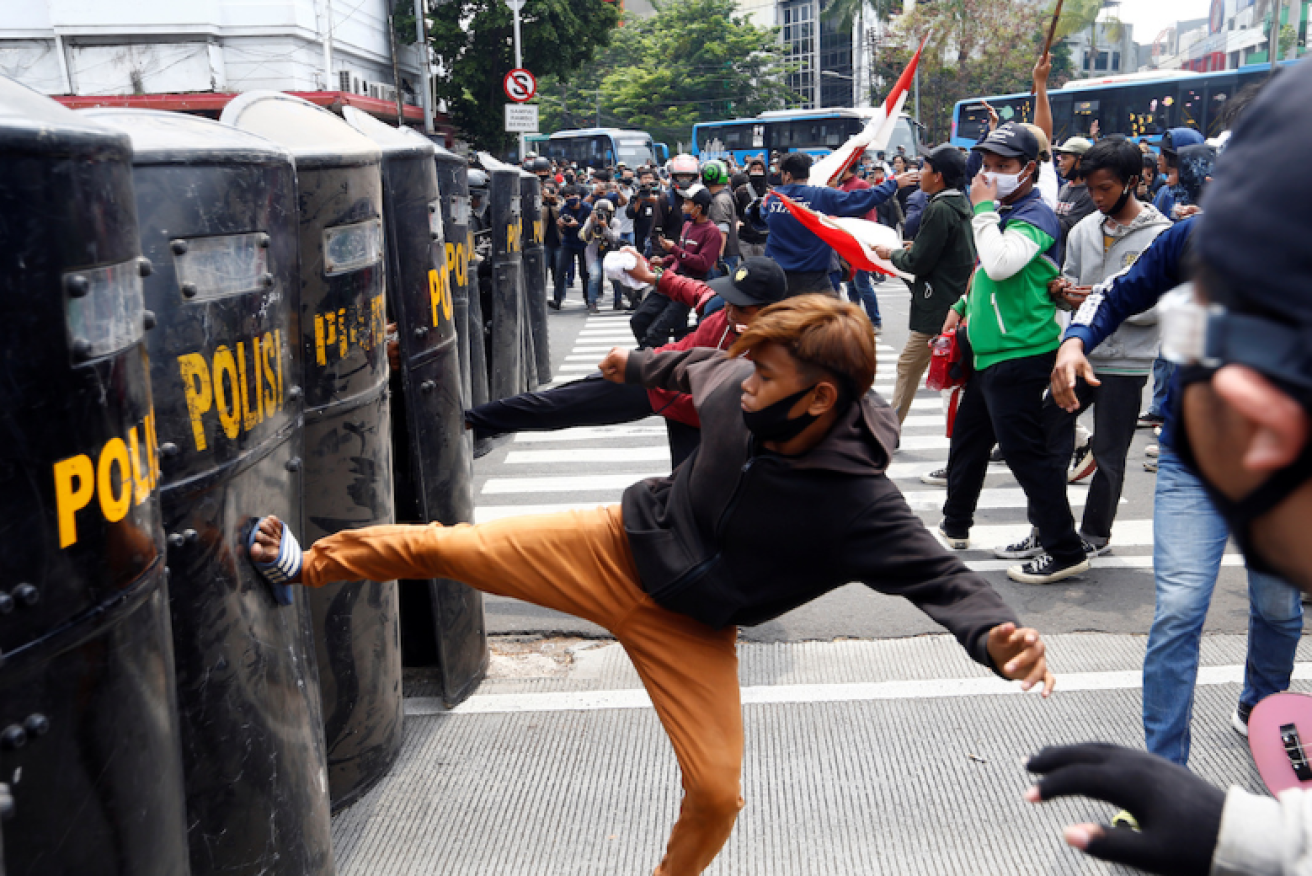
[1202,74,1237,138]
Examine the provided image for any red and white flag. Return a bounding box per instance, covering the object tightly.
[768,190,911,280]
[808,34,930,189]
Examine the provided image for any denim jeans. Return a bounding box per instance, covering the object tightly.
[846,270,881,327]
[1148,356,1175,417]
[1144,446,1304,765]
[556,248,589,305]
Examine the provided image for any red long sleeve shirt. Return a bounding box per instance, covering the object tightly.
[648,271,739,427]
[669,218,723,280]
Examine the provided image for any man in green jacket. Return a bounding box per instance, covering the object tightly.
[938,123,1090,586]
[875,144,976,424]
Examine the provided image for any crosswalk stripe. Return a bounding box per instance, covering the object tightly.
[900,485,1092,510]
[505,447,671,465]
[934,519,1154,552]
[513,423,667,443]
[965,555,1242,572]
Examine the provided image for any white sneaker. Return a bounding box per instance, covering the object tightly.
[921,467,948,487]
[1145,444,1159,458]
[1068,440,1097,483]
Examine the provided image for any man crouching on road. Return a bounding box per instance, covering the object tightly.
[249,295,1056,876]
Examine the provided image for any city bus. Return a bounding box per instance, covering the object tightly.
[949,61,1303,149]
[537,128,660,168]
[691,107,921,165]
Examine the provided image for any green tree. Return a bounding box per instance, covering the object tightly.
[887,0,1066,142]
[535,0,795,151]
[426,0,621,153]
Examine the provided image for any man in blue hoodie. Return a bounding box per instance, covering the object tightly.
[1051,212,1302,770]
[763,151,917,296]
[1150,127,1203,221]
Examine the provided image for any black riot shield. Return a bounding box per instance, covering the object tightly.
[222,93,401,812]
[519,171,551,386]
[431,146,477,415]
[486,166,525,400]
[343,109,485,704]
[0,79,190,876]
[85,108,335,875]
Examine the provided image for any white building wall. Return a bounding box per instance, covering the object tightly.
[0,0,422,98]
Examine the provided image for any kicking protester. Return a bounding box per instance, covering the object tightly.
[250,295,1056,876]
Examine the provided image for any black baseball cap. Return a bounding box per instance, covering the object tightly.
[706,257,788,307]
[972,122,1038,161]
[918,143,966,186]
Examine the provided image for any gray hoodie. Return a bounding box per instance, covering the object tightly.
[1064,203,1172,376]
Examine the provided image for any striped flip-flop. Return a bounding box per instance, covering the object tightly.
[245,517,301,606]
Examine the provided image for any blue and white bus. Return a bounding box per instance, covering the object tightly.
[538,128,661,168]
[950,62,1302,150]
[692,107,920,165]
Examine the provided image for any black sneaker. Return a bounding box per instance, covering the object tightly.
[1231,702,1253,738]
[937,522,969,550]
[994,529,1043,560]
[1008,553,1091,585]
[1068,439,1097,483]
[1082,538,1112,558]
[989,446,1006,463]
[547,300,562,310]
[1137,411,1165,429]
[920,467,949,487]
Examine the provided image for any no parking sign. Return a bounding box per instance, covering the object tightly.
[503,68,536,103]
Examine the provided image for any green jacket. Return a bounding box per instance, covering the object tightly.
[889,189,976,335]
[952,194,1062,371]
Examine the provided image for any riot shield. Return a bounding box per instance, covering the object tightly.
[519,170,551,386]
[222,93,401,812]
[485,165,525,401]
[0,78,190,876]
[85,108,335,874]
[343,109,485,705]
[431,146,477,415]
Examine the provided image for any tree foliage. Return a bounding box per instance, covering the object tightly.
[534,0,795,151]
[887,0,1075,142]
[427,0,621,153]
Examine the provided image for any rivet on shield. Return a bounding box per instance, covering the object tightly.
[138,257,154,277]
[257,233,271,248]
[65,275,90,298]
[180,282,198,299]
[262,273,274,288]
[143,310,157,331]
[288,385,303,401]
[70,339,93,361]
[285,457,302,473]
[11,584,38,607]
[23,715,49,738]
[171,239,189,255]
[0,726,26,751]
[414,327,427,339]
[160,442,180,458]
[0,593,12,615]
[421,381,435,393]
[166,533,185,549]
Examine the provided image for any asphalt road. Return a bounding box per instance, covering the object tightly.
[474,277,1259,643]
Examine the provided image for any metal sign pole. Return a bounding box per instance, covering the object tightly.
[508,0,526,159]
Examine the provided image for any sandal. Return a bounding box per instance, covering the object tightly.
[245,516,302,606]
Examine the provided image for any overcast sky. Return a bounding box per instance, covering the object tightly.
[1109,0,1215,43]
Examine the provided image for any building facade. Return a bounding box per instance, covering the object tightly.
[0,0,428,111]
[738,0,867,109]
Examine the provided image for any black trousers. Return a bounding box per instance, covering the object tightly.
[943,351,1085,565]
[630,292,691,349]
[465,374,702,468]
[555,248,589,304]
[1044,372,1148,545]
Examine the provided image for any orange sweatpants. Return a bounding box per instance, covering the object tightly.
[301,505,744,876]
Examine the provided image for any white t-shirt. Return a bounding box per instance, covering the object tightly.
[613,184,635,235]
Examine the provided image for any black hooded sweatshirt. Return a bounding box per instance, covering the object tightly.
[620,347,1018,671]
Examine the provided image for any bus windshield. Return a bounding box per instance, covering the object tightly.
[615,136,656,167]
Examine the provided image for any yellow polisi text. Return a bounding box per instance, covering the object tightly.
[313,293,386,368]
[177,331,285,453]
[429,268,453,328]
[52,412,159,549]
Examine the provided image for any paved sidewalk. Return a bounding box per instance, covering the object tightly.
[331,633,1312,875]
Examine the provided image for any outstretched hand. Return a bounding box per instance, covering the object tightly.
[1050,338,1100,412]
[1025,743,1225,876]
[987,622,1055,696]
[249,515,285,564]
[599,347,630,384]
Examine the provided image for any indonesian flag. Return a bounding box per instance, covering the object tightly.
[769,190,912,280]
[808,34,930,189]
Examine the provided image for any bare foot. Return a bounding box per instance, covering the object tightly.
[249,515,284,564]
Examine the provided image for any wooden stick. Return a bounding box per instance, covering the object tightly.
[1043,0,1066,55]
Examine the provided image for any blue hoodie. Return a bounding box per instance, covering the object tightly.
[763,179,898,272]
[1063,216,1195,447]
[1152,127,1205,219]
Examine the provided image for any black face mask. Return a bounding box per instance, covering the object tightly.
[1101,179,1136,217]
[742,384,819,443]
[1173,364,1312,575]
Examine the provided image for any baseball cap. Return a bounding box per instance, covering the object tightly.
[1055,136,1093,156]
[685,184,712,209]
[706,257,788,307]
[917,143,966,186]
[972,122,1038,161]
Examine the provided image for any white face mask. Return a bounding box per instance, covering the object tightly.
[990,167,1029,199]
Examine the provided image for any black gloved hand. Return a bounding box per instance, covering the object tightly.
[1027,743,1226,876]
